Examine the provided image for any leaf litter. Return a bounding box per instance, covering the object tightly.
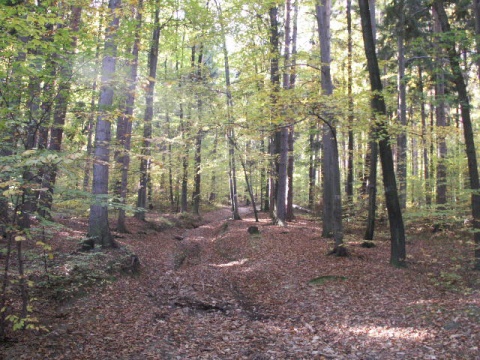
[1,206,479,359]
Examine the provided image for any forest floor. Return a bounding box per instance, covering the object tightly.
[1,206,480,359]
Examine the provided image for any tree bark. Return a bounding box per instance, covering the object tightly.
[117,1,142,232]
[316,0,344,252]
[136,2,160,220]
[433,7,448,207]
[88,0,121,247]
[346,0,354,208]
[216,0,241,220]
[359,0,406,267]
[396,0,407,209]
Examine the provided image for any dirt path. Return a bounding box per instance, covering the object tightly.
[2,207,479,359]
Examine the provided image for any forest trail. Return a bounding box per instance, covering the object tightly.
[1,207,479,359]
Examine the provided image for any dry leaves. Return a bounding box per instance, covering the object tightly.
[1,207,479,359]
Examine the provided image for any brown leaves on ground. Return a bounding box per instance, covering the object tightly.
[1,207,479,359]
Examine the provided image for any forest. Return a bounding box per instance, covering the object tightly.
[1,0,480,358]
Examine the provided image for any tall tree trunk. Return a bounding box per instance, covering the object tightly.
[209,128,218,203]
[418,66,432,206]
[286,0,298,222]
[166,112,176,208]
[433,7,448,207]
[269,5,280,220]
[192,130,203,215]
[432,0,480,270]
[83,12,104,193]
[117,1,142,232]
[276,0,290,226]
[346,0,355,208]
[396,0,407,209]
[192,44,205,216]
[216,0,241,220]
[88,0,121,247]
[363,0,378,242]
[308,121,319,210]
[364,139,378,240]
[359,0,406,267]
[316,0,344,253]
[136,2,160,220]
[180,105,189,213]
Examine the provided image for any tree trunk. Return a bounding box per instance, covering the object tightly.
[180,105,189,213]
[286,0,298,222]
[192,130,203,215]
[418,66,432,206]
[364,139,378,240]
[136,2,160,220]
[87,0,121,248]
[433,7,448,207]
[359,0,406,267]
[83,13,104,193]
[432,0,480,270]
[396,0,407,209]
[216,0,241,220]
[346,0,355,208]
[269,5,281,223]
[308,121,319,210]
[316,0,344,253]
[117,1,142,232]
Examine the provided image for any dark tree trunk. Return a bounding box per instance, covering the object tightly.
[364,139,378,240]
[88,0,121,247]
[359,0,406,267]
[269,5,281,222]
[432,0,480,270]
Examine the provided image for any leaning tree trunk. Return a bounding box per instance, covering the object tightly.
[359,0,406,267]
[87,0,121,247]
[432,0,480,270]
